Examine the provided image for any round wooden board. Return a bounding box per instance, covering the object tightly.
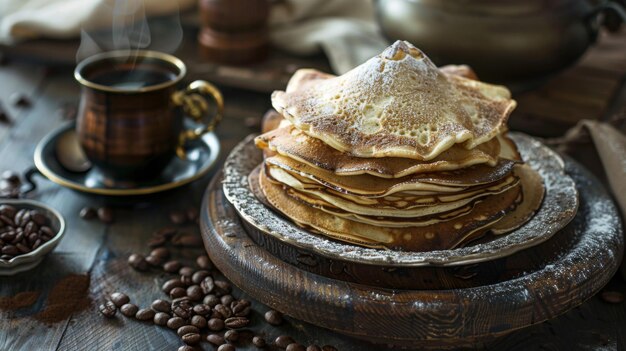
[200,159,623,348]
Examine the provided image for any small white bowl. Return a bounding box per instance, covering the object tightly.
[0,199,66,275]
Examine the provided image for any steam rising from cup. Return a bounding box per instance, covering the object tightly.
[76,0,184,65]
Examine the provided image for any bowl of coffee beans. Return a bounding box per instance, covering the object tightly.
[0,200,66,275]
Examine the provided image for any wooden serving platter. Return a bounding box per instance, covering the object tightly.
[200,155,623,348]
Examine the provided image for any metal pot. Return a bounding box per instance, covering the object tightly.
[376,0,625,87]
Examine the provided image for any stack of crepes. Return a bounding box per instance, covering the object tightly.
[252,41,545,251]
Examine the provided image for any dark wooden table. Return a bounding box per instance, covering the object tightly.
[0,31,625,351]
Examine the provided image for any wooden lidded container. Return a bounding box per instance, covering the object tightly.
[198,0,270,65]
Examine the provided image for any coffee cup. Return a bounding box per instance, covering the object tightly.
[74,50,223,181]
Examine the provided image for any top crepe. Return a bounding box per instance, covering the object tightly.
[272,41,516,160]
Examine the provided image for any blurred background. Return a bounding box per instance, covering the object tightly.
[0,0,625,137]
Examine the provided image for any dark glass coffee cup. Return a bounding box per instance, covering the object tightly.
[74,50,223,181]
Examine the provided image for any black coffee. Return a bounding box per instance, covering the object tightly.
[90,68,176,89]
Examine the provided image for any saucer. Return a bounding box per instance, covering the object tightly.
[33,121,220,196]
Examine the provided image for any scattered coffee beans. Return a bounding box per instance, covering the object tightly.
[265,310,283,325]
[120,303,138,317]
[170,287,186,299]
[287,343,306,351]
[154,312,170,326]
[0,205,56,261]
[97,207,114,223]
[110,292,129,307]
[217,344,235,351]
[135,308,155,321]
[601,291,624,304]
[208,317,225,331]
[306,345,322,351]
[182,333,201,345]
[196,255,212,270]
[79,207,97,220]
[177,325,199,337]
[207,333,225,346]
[98,301,117,318]
[167,316,186,330]
[169,210,187,224]
[224,329,239,342]
[253,336,266,348]
[128,253,149,271]
[162,278,184,294]
[151,299,170,313]
[276,335,296,348]
[191,315,207,329]
[225,316,250,329]
[163,260,182,273]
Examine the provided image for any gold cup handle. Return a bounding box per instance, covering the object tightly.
[172,80,224,159]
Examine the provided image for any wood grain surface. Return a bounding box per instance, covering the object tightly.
[0,30,624,350]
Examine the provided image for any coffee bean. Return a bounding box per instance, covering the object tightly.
[287,343,306,351]
[150,247,170,260]
[208,318,225,331]
[191,315,207,329]
[172,297,193,319]
[147,235,167,248]
[110,292,130,307]
[265,310,283,325]
[306,345,321,351]
[201,276,215,294]
[178,346,198,351]
[154,312,170,326]
[214,280,232,296]
[171,233,202,247]
[162,278,185,293]
[225,316,249,329]
[192,303,211,316]
[186,285,203,301]
[128,253,149,271]
[204,294,220,307]
[163,260,182,273]
[177,325,200,337]
[2,245,18,256]
[215,304,232,319]
[120,303,138,317]
[192,270,210,284]
[99,301,117,318]
[151,299,171,313]
[601,291,624,304]
[15,243,30,254]
[186,207,199,222]
[135,308,155,321]
[180,274,193,286]
[0,205,17,218]
[169,287,186,299]
[79,207,97,220]
[97,207,114,223]
[232,304,251,317]
[220,295,235,306]
[218,344,235,351]
[196,255,212,270]
[276,336,295,348]
[207,333,225,346]
[179,266,194,277]
[169,210,187,224]
[253,336,266,348]
[40,226,55,238]
[321,346,338,351]
[224,329,239,342]
[182,333,201,345]
[146,255,164,267]
[167,316,186,330]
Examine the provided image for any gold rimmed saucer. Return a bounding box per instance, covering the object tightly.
[33,121,220,196]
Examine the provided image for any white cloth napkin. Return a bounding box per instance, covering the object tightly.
[269,0,390,73]
[0,0,195,43]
